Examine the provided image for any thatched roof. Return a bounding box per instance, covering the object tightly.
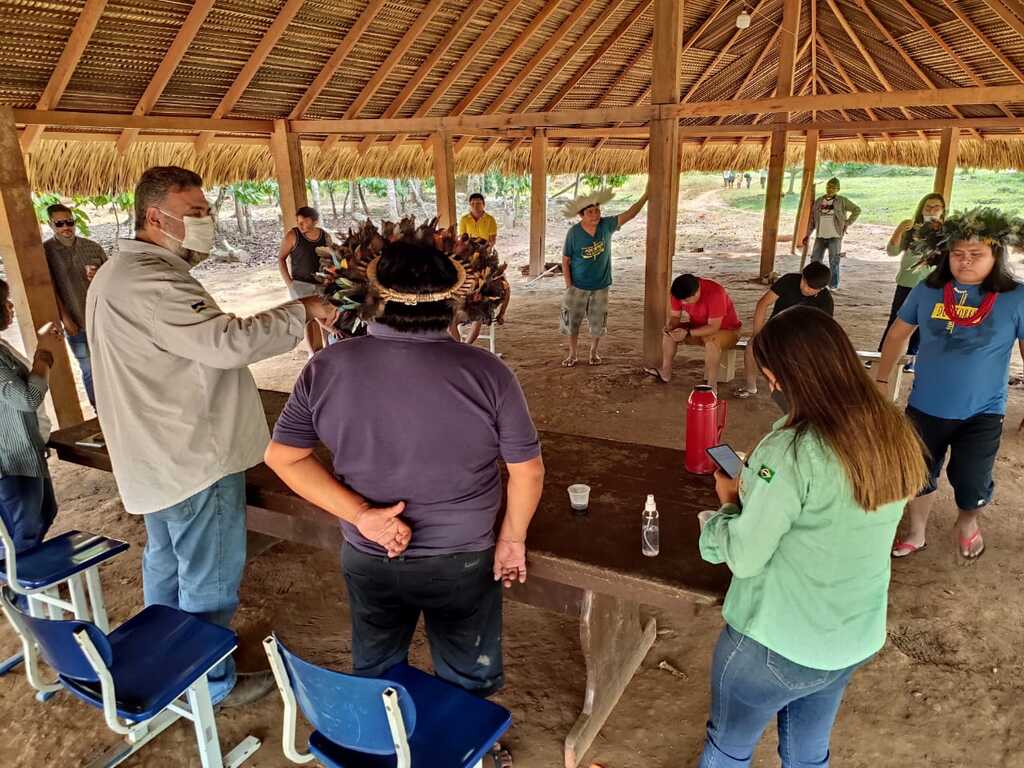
[4,0,1024,193]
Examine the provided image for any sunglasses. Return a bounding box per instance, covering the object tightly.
[52,219,75,228]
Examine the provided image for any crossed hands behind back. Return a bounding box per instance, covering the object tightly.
[354,501,411,558]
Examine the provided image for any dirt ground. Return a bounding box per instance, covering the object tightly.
[3,184,1024,768]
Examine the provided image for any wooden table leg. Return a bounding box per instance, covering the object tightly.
[563,590,657,768]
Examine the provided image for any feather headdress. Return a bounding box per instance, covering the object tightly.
[561,188,615,219]
[909,206,1024,269]
[316,216,509,337]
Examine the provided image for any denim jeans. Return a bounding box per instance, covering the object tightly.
[698,625,868,768]
[0,475,58,558]
[142,472,246,703]
[809,238,842,289]
[66,330,95,407]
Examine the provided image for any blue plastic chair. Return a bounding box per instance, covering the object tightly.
[0,588,261,768]
[0,515,127,695]
[264,634,511,767]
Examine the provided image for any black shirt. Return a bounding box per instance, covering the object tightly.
[289,227,328,283]
[770,273,834,318]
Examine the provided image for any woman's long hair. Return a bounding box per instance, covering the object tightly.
[752,306,927,511]
[0,278,9,331]
[911,193,945,226]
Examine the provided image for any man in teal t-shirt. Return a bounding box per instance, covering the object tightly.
[560,187,648,367]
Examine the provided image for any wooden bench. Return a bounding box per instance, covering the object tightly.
[49,389,729,768]
[718,339,909,402]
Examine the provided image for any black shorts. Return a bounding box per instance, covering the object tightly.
[906,406,1004,510]
[342,542,503,695]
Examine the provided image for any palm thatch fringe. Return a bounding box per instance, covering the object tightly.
[26,136,1024,196]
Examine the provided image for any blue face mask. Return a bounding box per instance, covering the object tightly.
[770,385,790,415]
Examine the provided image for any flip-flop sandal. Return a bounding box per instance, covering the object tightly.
[561,356,578,368]
[489,743,513,768]
[733,386,756,399]
[642,367,669,383]
[589,356,604,366]
[891,540,926,558]
[958,528,985,560]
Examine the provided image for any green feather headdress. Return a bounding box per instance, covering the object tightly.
[909,206,1024,268]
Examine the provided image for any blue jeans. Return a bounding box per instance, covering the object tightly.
[143,473,246,702]
[809,238,842,289]
[0,475,58,559]
[66,331,95,407]
[698,625,868,768]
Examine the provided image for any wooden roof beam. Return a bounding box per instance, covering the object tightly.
[813,75,869,141]
[946,0,1024,85]
[321,0,447,153]
[816,35,893,141]
[195,0,307,154]
[288,0,388,120]
[21,0,108,152]
[116,0,216,154]
[984,0,1024,41]
[357,0,489,155]
[387,0,537,152]
[453,0,603,153]
[811,0,818,117]
[855,0,982,138]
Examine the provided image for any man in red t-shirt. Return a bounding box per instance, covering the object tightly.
[644,274,741,391]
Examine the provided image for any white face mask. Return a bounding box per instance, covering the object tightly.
[923,213,941,223]
[159,209,216,263]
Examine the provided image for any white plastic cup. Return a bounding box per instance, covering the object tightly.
[568,484,591,511]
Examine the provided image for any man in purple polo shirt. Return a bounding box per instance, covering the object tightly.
[265,239,545,699]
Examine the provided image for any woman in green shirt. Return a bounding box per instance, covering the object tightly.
[877,193,945,372]
[696,306,926,768]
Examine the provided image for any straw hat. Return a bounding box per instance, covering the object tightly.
[561,188,615,219]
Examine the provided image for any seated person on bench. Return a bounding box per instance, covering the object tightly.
[735,262,833,398]
[645,274,741,392]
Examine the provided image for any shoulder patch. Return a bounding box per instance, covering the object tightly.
[190,300,207,312]
[757,465,775,483]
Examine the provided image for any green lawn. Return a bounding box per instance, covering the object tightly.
[716,169,1024,227]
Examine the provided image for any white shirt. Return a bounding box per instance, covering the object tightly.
[85,238,307,514]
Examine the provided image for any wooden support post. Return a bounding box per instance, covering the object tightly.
[529,129,547,277]
[642,0,682,368]
[431,132,457,229]
[934,126,960,205]
[791,129,819,254]
[0,108,83,428]
[269,119,307,225]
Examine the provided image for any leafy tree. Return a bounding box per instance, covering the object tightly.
[33,193,91,236]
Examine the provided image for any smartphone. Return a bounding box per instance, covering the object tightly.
[706,443,745,479]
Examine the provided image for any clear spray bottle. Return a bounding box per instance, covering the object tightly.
[642,494,660,557]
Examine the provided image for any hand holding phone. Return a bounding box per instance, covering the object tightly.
[706,443,745,480]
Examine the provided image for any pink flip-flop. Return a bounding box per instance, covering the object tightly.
[958,528,985,560]
[892,540,927,558]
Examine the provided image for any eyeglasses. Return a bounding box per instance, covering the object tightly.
[52,219,75,228]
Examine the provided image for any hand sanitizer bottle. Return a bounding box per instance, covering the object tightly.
[642,494,660,557]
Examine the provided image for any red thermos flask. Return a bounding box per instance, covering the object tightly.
[685,385,727,475]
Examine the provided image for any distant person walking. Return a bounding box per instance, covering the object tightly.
[744,172,752,189]
[877,193,945,373]
[802,178,860,291]
[278,206,333,357]
[697,306,926,768]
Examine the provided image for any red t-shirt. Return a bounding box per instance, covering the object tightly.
[670,278,741,331]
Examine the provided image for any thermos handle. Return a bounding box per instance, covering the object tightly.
[717,401,727,440]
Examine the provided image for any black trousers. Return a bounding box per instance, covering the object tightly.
[342,542,503,695]
[878,285,920,355]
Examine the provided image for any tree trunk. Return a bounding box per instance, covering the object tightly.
[234,192,246,234]
[341,182,350,218]
[356,181,372,217]
[385,179,401,220]
[786,168,798,197]
[211,187,227,234]
[309,179,322,212]
[327,185,338,224]
[409,179,430,218]
[110,203,120,241]
[243,203,254,236]
[573,173,581,198]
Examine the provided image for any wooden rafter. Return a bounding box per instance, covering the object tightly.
[855,0,982,138]
[320,0,447,152]
[21,0,108,152]
[195,0,307,154]
[823,0,926,138]
[453,0,603,153]
[116,0,216,154]
[388,0,534,151]
[811,0,818,117]
[817,35,893,141]
[287,0,388,120]
[813,76,869,141]
[738,34,813,129]
[984,0,1024,40]
[502,0,638,152]
[945,0,1024,85]
[357,0,489,154]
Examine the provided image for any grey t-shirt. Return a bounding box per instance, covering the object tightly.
[44,236,107,330]
[273,322,542,557]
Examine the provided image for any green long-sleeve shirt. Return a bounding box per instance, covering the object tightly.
[699,418,906,670]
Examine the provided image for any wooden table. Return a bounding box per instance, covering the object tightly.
[50,389,730,768]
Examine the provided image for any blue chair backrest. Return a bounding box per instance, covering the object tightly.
[274,634,418,756]
[0,588,112,682]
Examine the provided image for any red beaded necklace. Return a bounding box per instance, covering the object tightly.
[943,282,997,328]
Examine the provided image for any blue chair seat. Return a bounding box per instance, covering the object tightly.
[0,531,128,590]
[60,605,236,722]
[307,663,511,768]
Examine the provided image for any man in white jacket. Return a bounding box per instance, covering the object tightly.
[86,166,337,707]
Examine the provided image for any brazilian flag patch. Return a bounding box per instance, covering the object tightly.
[757,465,775,483]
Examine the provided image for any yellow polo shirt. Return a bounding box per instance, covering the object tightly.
[459,212,498,240]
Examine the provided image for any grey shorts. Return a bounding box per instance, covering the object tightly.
[560,286,609,337]
[287,280,320,300]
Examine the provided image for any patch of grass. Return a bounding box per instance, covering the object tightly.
[710,169,1024,227]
